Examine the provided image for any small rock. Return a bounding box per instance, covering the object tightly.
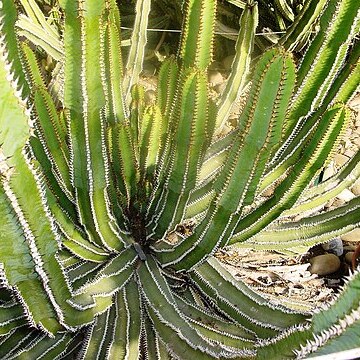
[166,232,181,245]
[353,137,360,148]
[228,117,238,128]
[274,286,287,295]
[351,182,360,196]
[341,228,360,242]
[261,186,275,197]
[345,252,355,265]
[145,89,156,104]
[326,278,341,287]
[322,162,336,181]
[334,153,350,167]
[321,238,343,256]
[332,198,345,208]
[344,149,356,158]
[324,198,335,209]
[354,119,360,127]
[309,254,341,276]
[343,244,356,251]
[343,139,353,150]
[337,189,356,202]
[350,133,359,141]
[214,82,226,94]
[208,71,224,87]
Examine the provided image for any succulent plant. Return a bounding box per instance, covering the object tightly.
[0,0,359,358]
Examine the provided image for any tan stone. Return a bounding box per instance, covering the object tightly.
[343,244,356,251]
[214,82,226,94]
[145,89,156,104]
[309,254,341,276]
[341,228,360,243]
[208,71,224,87]
[166,232,181,245]
[344,149,356,158]
[353,137,360,148]
[344,128,352,138]
[351,182,360,196]
[344,139,353,149]
[324,198,335,209]
[334,153,350,167]
[337,189,355,202]
[350,133,359,140]
[345,252,355,265]
[322,162,336,181]
[261,186,275,197]
[331,198,346,208]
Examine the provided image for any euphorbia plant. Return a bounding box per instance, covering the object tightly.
[0,0,359,358]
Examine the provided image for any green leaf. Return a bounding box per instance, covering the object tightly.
[230,104,352,245]
[137,256,236,358]
[179,0,216,69]
[148,69,209,239]
[215,2,258,132]
[123,0,151,105]
[69,246,137,309]
[155,49,296,271]
[16,14,62,61]
[239,196,360,251]
[0,0,30,95]
[286,0,359,135]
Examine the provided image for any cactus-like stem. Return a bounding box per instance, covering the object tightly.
[0,0,360,358]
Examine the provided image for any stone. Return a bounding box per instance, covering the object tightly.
[274,286,287,295]
[309,254,341,276]
[214,82,226,94]
[341,228,360,242]
[208,71,224,87]
[324,198,335,209]
[343,128,352,139]
[345,252,355,265]
[166,232,181,245]
[337,189,356,202]
[351,182,360,196]
[353,137,360,148]
[261,186,275,197]
[344,149,356,158]
[145,89,156,104]
[321,238,343,256]
[322,162,336,181]
[344,139,353,149]
[343,244,356,251]
[334,153,349,167]
[331,198,345,208]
